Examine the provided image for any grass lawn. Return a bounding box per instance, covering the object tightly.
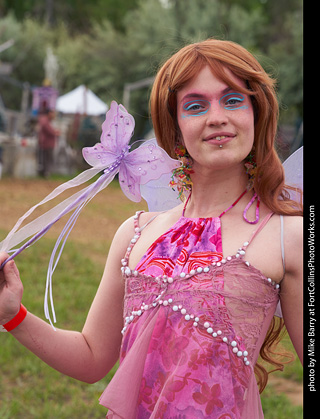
[0,178,303,418]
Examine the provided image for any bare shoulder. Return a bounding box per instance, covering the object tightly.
[132,205,184,231]
[122,206,183,270]
[112,210,167,250]
[282,214,303,276]
[283,214,303,234]
[283,215,303,247]
[106,214,138,263]
[279,215,303,363]
[115,210,162,236]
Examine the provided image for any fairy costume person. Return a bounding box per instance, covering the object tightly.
[0,40,302,418]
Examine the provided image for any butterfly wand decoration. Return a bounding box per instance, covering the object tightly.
[0,101,180,327]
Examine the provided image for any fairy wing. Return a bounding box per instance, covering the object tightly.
[100,101,135,151]
[140,173,182,211]
[283,146,303,202]
[82,101,134,168]
[82,144,119,169]
[119,139,181,203]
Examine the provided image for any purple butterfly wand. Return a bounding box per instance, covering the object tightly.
[0,101,180,327]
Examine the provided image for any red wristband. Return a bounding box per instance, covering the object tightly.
[3,304,27,332]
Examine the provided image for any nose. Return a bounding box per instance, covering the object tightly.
[206,101,228,126]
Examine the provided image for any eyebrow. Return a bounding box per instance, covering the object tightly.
[180,86,233,104]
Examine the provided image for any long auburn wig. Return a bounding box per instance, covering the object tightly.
[150,39,302,392]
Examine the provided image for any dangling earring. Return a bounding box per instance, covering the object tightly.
[243,146,260,224]
[170,144,194,201]
[244,147,257,191]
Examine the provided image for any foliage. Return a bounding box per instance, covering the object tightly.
[0,0,303,134]
[0,0,140,32]
[267,10,303,120]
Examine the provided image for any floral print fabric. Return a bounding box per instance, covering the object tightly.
[100,213,280,418]
[136,216,223,278]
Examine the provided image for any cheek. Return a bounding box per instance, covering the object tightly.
[240,108,255,141]
[177,116,198,145]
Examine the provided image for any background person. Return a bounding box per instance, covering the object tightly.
[37,108,60,178]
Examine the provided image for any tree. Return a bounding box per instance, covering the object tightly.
[0,0,140,32]
[0,0,303,132]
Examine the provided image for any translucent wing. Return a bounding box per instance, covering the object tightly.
[100,101,135,151]
[82,144,118,169]
[82,101,134,167]
[283,146,303,202]
[118,163,142,202]
[119,139,181,202]
[141,173,182,211]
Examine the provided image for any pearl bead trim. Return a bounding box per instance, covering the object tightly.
[121,239,281,291]
[120,212,281,369]
[124,211,281,290]
[122,289,251,367]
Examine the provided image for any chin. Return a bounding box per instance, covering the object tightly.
[195,151,247,173]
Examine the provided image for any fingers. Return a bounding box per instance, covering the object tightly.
[4,260,20,281]
[0,252,14,276]
[0,251,10,269]
[0,252,22,291]
[0,253,23,324]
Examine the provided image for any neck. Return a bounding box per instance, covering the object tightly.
[185,164,250,218]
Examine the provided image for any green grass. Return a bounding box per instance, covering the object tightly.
[261,387,303,419]
[0,235,112,418]
[276,334,303,383]
[0,194,303,418]
[260,339,303,418]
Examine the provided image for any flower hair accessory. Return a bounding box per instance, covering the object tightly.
[0,101,180,327]
[170,144,194,201]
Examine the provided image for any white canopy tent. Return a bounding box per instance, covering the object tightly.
[56,85,108,116]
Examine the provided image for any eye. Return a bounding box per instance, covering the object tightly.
[182,100,210,117]
[226,97,242,106]
[186,103,203,111]
[220,93,248,110]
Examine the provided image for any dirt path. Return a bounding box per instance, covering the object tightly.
[0,178,146,255]
[268,375,303,406]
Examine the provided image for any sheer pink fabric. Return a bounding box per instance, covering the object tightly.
[100,211,280,418]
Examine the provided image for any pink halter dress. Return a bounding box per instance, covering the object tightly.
[99,195,280,418]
